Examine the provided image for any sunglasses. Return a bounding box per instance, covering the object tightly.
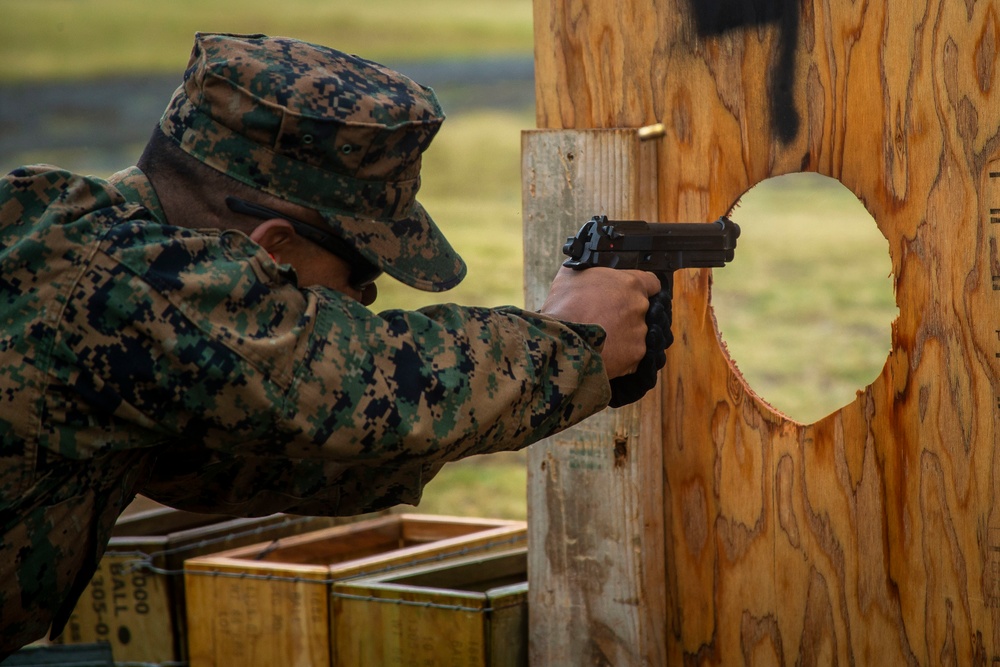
[225,196,382,290]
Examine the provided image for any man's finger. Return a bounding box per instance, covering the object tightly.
[622,269,663,297]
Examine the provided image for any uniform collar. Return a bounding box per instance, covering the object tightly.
[107,166,168,226]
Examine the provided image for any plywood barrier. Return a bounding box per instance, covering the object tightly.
[524,0,1000,664]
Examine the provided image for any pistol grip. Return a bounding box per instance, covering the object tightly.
[607,274,674,408]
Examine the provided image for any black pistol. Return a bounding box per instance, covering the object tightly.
[562,215,740,407]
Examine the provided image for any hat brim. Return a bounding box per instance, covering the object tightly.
[321,200,466,292]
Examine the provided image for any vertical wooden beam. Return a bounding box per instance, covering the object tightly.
[522,129,667,665]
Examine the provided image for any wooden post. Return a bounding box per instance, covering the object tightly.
[523,129,668,664]
[524,0,1000,663]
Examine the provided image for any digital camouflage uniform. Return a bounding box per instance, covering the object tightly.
[0,34,611,653]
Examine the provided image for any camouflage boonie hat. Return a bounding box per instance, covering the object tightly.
[159,32,466,291]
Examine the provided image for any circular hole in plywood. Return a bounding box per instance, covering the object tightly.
[710,172,898,424]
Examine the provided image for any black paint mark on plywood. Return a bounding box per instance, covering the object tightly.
[689,0,802,144]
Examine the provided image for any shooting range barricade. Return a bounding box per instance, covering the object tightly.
[52,507,360,666]
[182,514,527,667]
[330,547,528,667]
[523,0,1000,663]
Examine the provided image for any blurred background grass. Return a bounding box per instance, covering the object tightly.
[712,174,897,424]
[0,1,899,521]
[0,0,533,81]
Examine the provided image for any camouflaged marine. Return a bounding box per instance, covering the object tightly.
[0,33,619,654]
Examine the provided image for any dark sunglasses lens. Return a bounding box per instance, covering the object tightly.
[349,263,382,290]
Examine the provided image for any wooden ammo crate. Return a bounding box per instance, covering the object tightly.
[184,514,526,667]
[331,547,528,666]
[55,507,349,665]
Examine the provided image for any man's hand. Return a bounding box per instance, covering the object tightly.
[539,266,662,380]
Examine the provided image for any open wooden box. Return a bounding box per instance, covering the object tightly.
[331,547,528,666]
[183,514,526,667]
[55,507,346,665]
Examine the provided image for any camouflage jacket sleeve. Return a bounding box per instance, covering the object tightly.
[139,290,612,516]
[0,166,610,517]
[135,253,609,514]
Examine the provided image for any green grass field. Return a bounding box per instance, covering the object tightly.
[713,173,897,425]
[0,0,533,81]
[0,3,900,520]
[0,0,532,81]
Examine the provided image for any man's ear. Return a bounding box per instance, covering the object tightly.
[249,219,296,256]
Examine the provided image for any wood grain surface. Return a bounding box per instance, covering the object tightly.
[526,0,1000,663]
